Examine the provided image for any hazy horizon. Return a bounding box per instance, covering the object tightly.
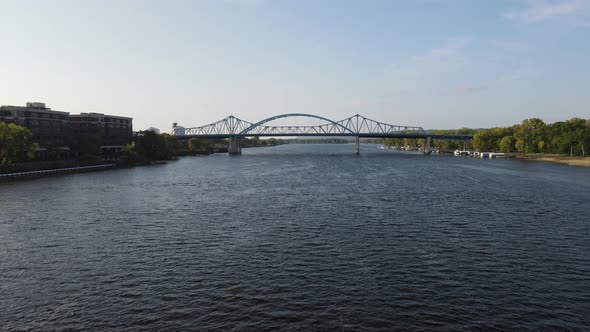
[2,0,589,131]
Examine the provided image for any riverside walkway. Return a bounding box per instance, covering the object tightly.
[0,164,116,181]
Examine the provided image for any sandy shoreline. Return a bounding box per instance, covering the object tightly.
[516,156,590,167]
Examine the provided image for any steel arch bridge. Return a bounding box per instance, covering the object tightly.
[172,113,430,137]
[170,113,473,154]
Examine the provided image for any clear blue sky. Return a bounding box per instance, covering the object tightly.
[1,0,589,130]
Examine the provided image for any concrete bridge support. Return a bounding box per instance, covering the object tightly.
[424,136,432,155]
[228,136,241,155]
[355,136,360,155]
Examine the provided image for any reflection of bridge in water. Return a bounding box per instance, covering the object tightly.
[171,113,473,155]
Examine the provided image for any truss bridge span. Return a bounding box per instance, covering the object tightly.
[171,113,473,154]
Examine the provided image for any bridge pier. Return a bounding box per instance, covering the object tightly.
[355,136,360,155]
[423,136,432,155]
[228,136,241,155]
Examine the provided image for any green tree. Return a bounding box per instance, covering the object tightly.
[547,118,590,156]
[383,137,403,147]
[161,133,182,156]
[430,128,477,151]
[126,131,188,162]
[0,123,36,165]
[133,130,172,162]
[187,138,210,154]
[513,118,547,154]
[548,121,570,154]
[569,118,589,156]
[472,127,514,152]
[121,142,139,165]
[498,135,515,153]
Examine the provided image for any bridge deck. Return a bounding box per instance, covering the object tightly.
[172,114,473,140]
[173,133,473,140]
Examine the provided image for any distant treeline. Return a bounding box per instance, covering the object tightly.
[471,118,589,155]
[3,117,589,172]
[287,138,350,144]
[123,134,288,164]
[383,118,590,155]
[241,137,283,147]
[122,132,229,165]
[384,128,477,151]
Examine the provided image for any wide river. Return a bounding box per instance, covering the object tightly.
[1,144,589,331]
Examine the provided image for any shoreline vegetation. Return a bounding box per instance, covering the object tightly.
[0,129,288,180]
[2,116,590,179]
[385,117,589,168]
[384,117,589,157]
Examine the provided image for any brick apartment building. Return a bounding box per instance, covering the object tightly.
[0,102,70,147]
[1,102,133,159]
[69,112,133,146]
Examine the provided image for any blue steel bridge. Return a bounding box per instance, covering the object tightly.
[171,113,473,154]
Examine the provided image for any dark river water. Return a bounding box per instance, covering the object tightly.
[1,144,590,331]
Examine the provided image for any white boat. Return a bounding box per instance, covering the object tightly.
[489,152,506,158]
[454,150,472,156]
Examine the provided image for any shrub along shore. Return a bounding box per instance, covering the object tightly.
[0,124,284,177]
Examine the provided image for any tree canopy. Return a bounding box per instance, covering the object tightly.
[472,118,589,155]
[122,131,177,164]
[382,117,589,156]
[0,123,36,165]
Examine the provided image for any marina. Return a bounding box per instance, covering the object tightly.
[454,150,507,158]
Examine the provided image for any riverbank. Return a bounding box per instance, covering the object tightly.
[514,154,590,167]
[0,164,117,182]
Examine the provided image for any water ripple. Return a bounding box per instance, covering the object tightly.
[1,144,590,331]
